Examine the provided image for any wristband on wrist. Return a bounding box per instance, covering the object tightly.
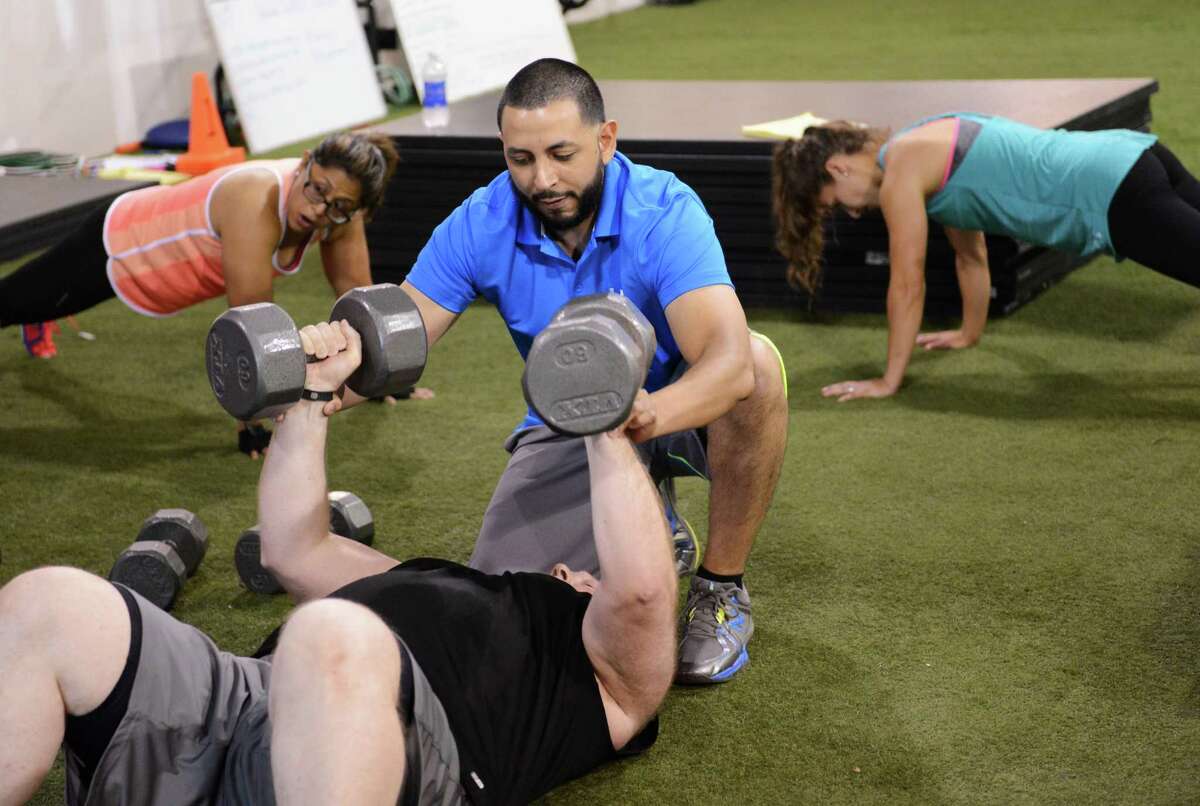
[301,389,335,403]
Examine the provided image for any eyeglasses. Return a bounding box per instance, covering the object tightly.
[301,163,357,225]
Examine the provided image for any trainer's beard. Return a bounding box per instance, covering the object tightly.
[513,160,606,233]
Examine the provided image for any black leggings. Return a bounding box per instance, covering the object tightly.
[1107,142,1200,287]
[0,204,116,327]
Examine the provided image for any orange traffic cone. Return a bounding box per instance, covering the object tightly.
[175,72,246,176]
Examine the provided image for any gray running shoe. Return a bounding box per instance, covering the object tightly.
[675,577,753,684]
[658,477,700,578]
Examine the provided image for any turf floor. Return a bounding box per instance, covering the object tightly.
[4,0,1200,803]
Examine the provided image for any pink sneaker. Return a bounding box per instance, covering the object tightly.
[21,321,60,359]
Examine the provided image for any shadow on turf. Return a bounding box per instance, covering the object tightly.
[745,268,1200,345]
[1009,269,1200,344]
[1146,547,1200,718]
[0,361,240,470]
[787,358,1200,422]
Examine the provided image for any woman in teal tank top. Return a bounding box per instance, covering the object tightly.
[770,113,1200,401]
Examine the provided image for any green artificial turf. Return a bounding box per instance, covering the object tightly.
[4,0,1200,802]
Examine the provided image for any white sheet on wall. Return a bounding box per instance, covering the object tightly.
[1,0,219,156]
[204,0,386,153]
[389,0,576,105]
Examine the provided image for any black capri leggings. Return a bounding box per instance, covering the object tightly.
[0,204,117,328]
[1107,141,1200,288]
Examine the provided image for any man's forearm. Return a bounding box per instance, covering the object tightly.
[258,401,330,569]
[645,344,753,437]
[585,434,675,597]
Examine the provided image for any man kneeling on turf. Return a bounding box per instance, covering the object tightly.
[0,320,677,805]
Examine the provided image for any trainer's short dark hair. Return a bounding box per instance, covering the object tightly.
[496,58,606,130]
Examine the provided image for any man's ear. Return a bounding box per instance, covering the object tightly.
[599,119,618,164]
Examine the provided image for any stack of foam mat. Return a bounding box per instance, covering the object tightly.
[0,175,153,263]
[366,78,1157,316]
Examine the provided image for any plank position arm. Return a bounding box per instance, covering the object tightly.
[916,225,991,351]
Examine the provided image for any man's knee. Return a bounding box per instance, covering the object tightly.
[0,567,131,715]
[0,566,110,638]
[275,599,400,679]
[748,333,787,403]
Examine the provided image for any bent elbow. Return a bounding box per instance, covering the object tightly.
[621,574,676,613]
[731,363,755,402]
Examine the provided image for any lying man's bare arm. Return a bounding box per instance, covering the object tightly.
[581,430,678,749]
[258,320,399,602]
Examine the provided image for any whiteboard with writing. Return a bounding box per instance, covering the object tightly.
[205,0,386,153]
[389,0,576,106]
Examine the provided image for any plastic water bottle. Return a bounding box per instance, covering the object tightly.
[421,53,448,129]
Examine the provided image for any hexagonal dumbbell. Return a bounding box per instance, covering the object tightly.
[235,491,376,595]
[522,292,657,436]
[206,283,428,421]
[108,509,208,610]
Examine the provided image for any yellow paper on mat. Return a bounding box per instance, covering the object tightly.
[741,112,829,140]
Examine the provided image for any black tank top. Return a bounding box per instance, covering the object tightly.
[255,559,649,804]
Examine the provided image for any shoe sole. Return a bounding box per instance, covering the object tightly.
[674,647,749,685]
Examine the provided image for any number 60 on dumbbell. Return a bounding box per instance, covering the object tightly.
[205,283,428,421]
[522,292,658,436]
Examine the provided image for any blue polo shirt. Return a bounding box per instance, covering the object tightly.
[406,151,733,431]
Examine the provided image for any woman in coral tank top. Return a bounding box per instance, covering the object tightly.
[1,131,404,457]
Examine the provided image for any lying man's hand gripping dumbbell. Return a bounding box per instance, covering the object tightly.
[0,316,678,805]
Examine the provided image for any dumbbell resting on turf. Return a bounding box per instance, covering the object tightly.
[108,509,209,611]
[206,283,428,421]
[236,491,375,595]
[522,292,658,436]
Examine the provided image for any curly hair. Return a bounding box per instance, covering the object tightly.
[771,123,889,292]
[310,131,401,220]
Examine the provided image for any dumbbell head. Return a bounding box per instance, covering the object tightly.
[330,284,427,399]
[522,293,657,436]
[109,541,187,611]
[206,303,306,421]
[235,493,374,596]
[552,294,656,372]
[234,527,285,595]
[328,491,375,545]
[136,509,208,577]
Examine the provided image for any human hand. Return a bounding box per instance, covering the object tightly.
[236,422,271,460]
[370,386,436,406]
[820,378,897,402]
[916,329,978,351]
[619,389,656,442]
[299,320,362,416]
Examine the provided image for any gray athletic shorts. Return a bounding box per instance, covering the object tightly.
[468,425,709,576]
[468,330,787,577]
[64,585,467,806]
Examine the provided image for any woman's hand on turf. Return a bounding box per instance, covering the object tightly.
[821,378,897,402]
[916,329,978,350]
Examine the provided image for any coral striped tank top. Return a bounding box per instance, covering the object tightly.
[103,158,315,317]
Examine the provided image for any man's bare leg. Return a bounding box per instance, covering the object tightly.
[677,335,787,684]
[703,333,788,575]
[0,568,130,805]
[270,599,406,805]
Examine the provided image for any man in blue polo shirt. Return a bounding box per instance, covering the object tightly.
[398,59,788,685]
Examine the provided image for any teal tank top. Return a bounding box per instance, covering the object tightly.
[877,113,1156,256]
